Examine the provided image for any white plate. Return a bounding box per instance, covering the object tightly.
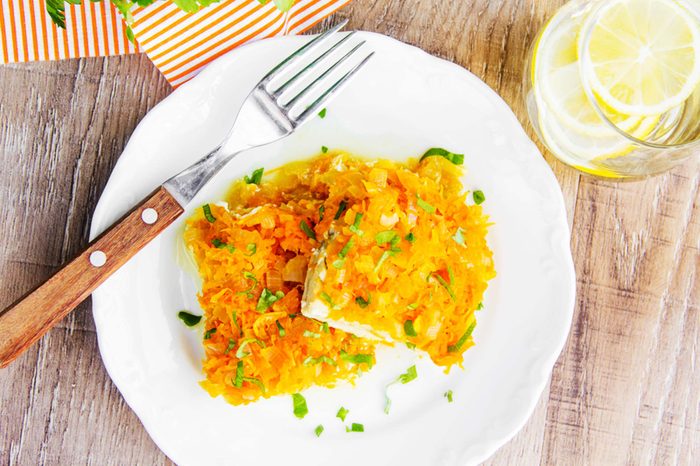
[91,32,575,466]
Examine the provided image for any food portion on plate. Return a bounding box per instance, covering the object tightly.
[183,150,494,405]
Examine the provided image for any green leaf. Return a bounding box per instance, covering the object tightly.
[224,338,236,354]
[177,311,202,327]
[233,360,244,388]
[477,302,484,311]
[212,238,234,252]
[448,320,476,352]
[244,167,264,185]
[375,230,399,245]
[256,288,284,312]
[318,108,327,118]
[276,320,286,337]
[473,190,486,205]
[314,425,324,437]
[336,406,349,422]
[243,376,266,393]
[416,196,435,214]
[355,295,370,308]
[321,321,329,333]
[300,220,317,240]
[419,148,464,165]
[273,0,295,12]
[444,390,454,403]
[246,243,257,256]
[405,342,416,349]
[452,227,465,246]
[384,365,418,414]
[432,273,456,301]
[236,337,266,358]
[340,350,374,367]
[403,320,417,337]
[349,212,364,236]
[204,327,217,339]
[303,355,337,366]
[292,393,308,419]
[45,0,68,28]
[172,0,200,14]
[346,423,364,432]
[202,204,216,222]
[334,200,348,220]
[405,232,416,243]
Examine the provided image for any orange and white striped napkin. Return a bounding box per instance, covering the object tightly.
[0,0,351,86]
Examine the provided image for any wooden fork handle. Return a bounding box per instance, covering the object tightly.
[0,186,184,368]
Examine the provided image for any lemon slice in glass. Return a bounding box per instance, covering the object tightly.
[580,0,700,116]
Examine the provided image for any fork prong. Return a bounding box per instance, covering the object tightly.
[283,40,367,110]
[261,19,349,85]
[270,31,357,97]
[292,51,374,125]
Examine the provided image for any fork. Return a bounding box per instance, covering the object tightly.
[0,21,372,368]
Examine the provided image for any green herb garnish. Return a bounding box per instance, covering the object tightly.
[432,273,456,301]
[318,205,325,221]
[243,377,266,393]
[355,295,370,308]
[224,338,236,354]
[349,212,364,236]
[256,288,285,312]
[336,407,349,422]
[300,220,317,240]
[444,390,454,403]
[477,302,484,310]
[321,145,329,154]
[384,365,418,414]
[202,204,216,222]
[407,302,419,310]
[416,196,436,214]
[246,243,257,255]
[419,147,464,165]
[334,200,348,220]
[236,337,266,358]
[473,190,485,205]
[320,292,334,307]
[303,355,337,366]
[340,350,374,367]
[321,322,329,333]
[177,311,201,327]
[276,320,286,337]
[406,342,416,349]
[303,330,321,339]
[403,319,418,337]
[448,321,476,352]
[375,230,399,245]
[233,360,244,388]
[204,327,217,339]
[318,108,327,118]
[231,311,242,333]
[346,423,364,432]
[292,393,308,419]
[405,232,416,243]
[339,238,354,257]
[452,227,465,246]
[244,167,264,185]
[315,425,324,437]
[238,271,258,298]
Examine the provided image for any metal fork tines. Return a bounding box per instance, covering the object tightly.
[163,20,373,206]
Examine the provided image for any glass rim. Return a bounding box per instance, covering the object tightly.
[578,0,700,151]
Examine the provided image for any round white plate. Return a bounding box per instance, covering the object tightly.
[91,32,575,466]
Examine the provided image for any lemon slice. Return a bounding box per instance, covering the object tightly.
[581,0,700,116]
[532,0,649,136]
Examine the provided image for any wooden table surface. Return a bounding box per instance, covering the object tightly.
[1,1,698,464]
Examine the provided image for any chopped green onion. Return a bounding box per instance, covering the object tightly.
[300,220,317,240]
[303,355,337,366]
[236,337,266,358]
[244,167,264,185]
[375,230,399,245]
[384,365,418,414]
[407,302,419,310]
[349,212,364,236]
[340,350,374,367]
[336,407,349,422]
[346,423,364,432]
[318,108,327,118]
[224,338,236,354]
[256,288,284,312]
[334,200,347,220]
[405,232,416,243]
[231,311,242,333]
[444,390,454,403]
[448,320,476,352]
[477,302,484,310]
[339,238,354,258]
[292,393,308,419]
[452,227,465,246]
[314,425,324,437]
[246,243,257,255]
[321,322,329,333]
[374,247,401,273]
[473,190,485,205]
[177,311,201,327]
[332,259,346,269]
[203,327,217,339]
[416,196,436,214]
[211,238,226,249]
[419,147,464,165]
[276,320,286,337]
[202,204,216,222]
[303,330,321,339]
[432,273,456,301]
[321,145,329,154]
[406,342,416,349]
[320,292,334,307]
[318,205,325,221]
[238,271,258,298]
[243,376,266,393]
[355,295,370,308]
[403,320,418,337]
[447,265,455,286]
[233,360,244,388]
